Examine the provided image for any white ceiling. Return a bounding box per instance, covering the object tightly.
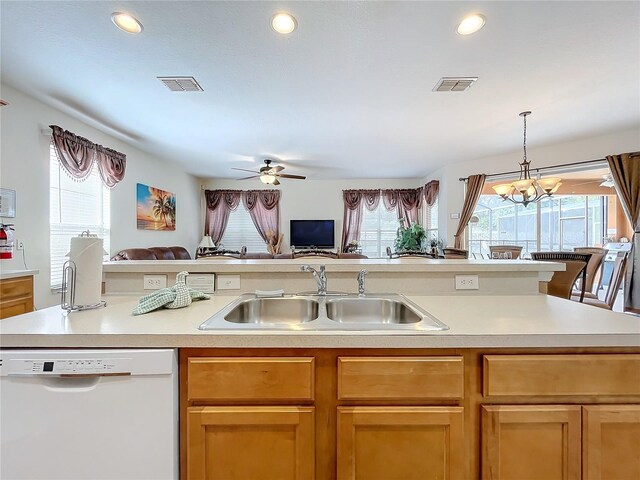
[1,1,639,180]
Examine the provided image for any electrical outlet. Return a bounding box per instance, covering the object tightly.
[16,240,24,251]
[143,274,167,290]
[217,275,241,290]
[455,274,479,290]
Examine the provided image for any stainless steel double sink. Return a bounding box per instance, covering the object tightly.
[198,293,449,331]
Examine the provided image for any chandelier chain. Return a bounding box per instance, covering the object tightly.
[522,113,527,162]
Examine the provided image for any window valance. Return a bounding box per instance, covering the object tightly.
[50,125,126,188]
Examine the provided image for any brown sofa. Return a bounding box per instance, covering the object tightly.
[111,246,191,261]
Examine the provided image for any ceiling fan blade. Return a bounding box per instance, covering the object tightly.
[232,167,260,174]
[272,178,281,186]
[275,173,306,179]
[271,166,285,173]
[237,175,260,180]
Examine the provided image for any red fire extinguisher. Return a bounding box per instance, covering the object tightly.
[0,224,14,259]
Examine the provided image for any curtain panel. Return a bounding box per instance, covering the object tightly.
[607,152,640,313]
[204,190,242,245]
[341,189,380,251]
[243,190,281,244]
[424,181,439,207]
[50,125,126,188]
[454,174,486,249]
[382,189,423,227]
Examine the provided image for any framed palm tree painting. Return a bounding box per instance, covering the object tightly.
[136,183,176,231]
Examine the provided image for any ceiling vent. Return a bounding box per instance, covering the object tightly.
[157,76,204,92]
[433,77,478,92]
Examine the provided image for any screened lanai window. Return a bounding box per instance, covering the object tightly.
[359,204,400,258]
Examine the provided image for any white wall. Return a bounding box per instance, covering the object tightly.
[0,84,201,308]
[422,127,640,246]
[199,178,421,252]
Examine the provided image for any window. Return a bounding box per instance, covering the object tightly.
[469,193,609,258]
[50,145,110,289]
[360,204,400,258]
[422,198,439,239]
[219,206,267,252]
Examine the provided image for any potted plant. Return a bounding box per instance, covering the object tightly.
[394,220,427,252]
[428,236,445,257]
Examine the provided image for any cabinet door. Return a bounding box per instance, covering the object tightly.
[482,405,581,480]
[583,405,640,480]
[187,406,314,480]
[337,406,465,480]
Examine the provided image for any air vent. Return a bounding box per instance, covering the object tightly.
[433,77,478,92]
[157,76,203,92]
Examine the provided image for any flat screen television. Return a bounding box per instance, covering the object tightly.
[290,220,335,249]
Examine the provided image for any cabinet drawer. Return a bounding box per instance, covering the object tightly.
[484,354,640,397]
[338,356,464,400]
[188,357,315,402]
[0,276,32,301]
[0,297,34,319]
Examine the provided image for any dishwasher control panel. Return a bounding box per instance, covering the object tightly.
[6,358,132,375]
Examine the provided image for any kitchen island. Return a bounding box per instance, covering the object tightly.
[1,293,639,480]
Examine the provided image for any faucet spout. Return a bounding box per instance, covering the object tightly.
[357,269,368,296]
[300,264,328,295]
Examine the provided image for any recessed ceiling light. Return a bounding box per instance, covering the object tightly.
[271,12,297,34]
[111,12,143,34]
[457,13,486,35]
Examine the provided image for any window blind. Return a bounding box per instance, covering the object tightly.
[219,206,268,252]
[50,145,110,290]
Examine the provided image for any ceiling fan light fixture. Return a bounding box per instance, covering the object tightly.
[111,12,143,34]
[271,13,297,34]
[260,174,276,184]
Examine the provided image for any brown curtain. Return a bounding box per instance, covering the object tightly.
[607,152,640,312]
[454,174,486,249]
[50,125,126,187]
[95,145,126,188]
[204,190,241,244]
[382,189,422,227]
[341,189,380,251]
[243,190,281,244]
[424,180,439,207]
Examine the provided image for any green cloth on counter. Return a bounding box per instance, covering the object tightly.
[133,271,210,315]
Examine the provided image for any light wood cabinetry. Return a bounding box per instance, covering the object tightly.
[482,405,582,480]
[187,406,314,480]
[338,406,465,480]
[0,275,34,319]
[582,405,640,480]
[181,349,640,480]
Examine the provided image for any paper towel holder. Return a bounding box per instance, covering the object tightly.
[61,260,107,312]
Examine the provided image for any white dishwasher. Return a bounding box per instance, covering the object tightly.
[0,349,178,480]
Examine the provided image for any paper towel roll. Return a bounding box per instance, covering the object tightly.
[68,234,104,306]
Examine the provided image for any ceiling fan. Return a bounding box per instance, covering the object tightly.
[572,174,615,188]
[232,159,306,185]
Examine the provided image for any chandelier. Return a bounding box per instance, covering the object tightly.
[492,111,562,207]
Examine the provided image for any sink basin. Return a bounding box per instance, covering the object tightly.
[224,297,319,324]
[326,297,421,324]
[198,293,448,331]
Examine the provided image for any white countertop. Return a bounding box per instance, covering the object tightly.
[0,269,39,280]
[1,293,638,349]
[103,258,563,274]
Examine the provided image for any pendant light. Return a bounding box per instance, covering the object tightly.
[492,111,562,207]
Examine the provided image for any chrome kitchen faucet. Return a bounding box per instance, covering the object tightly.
[300,264,327,295]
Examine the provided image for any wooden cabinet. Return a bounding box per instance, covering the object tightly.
[482,405,582,480]
[181,349,640,480]
[0,275,34,319]
[482,355,640,480]
[187,406,314,480]
[337,406,465,480]
[582,405,640,480]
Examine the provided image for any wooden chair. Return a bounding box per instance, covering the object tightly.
[571,247,606,299]
[443,248,469,259]
[292,249,339,259]
[574,252,628,310]
[489,245,523,259]
[196,246,246,259]
[531,252,592,300]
